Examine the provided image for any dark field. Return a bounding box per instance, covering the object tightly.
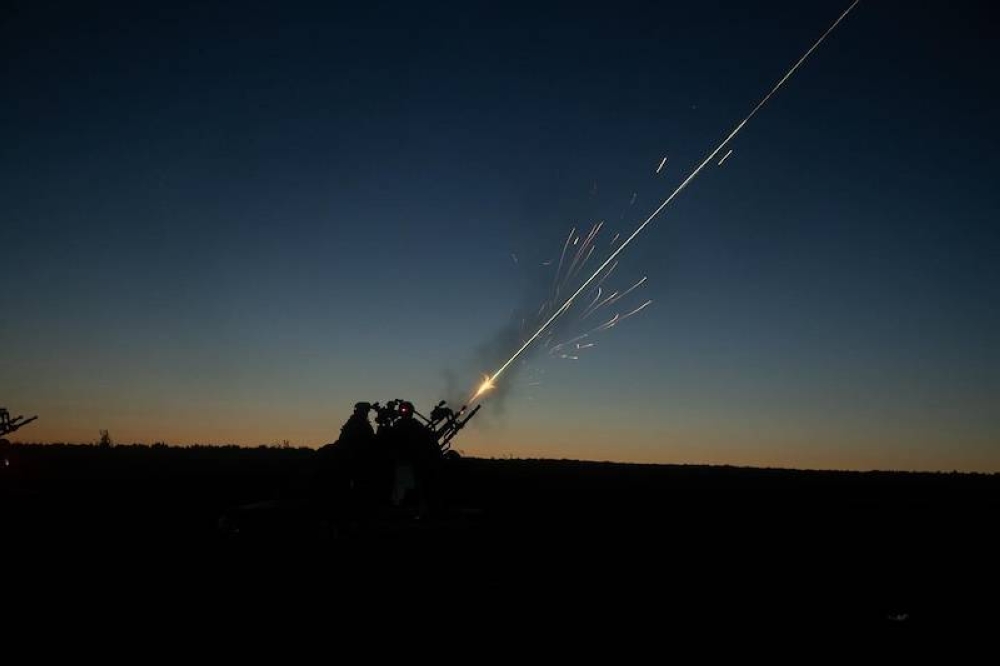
[2,443,997,630]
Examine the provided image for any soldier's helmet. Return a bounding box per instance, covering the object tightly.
[354,401,372,414]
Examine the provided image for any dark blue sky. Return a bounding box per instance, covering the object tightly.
[3,1,998,469]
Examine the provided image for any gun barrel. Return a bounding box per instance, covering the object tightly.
[1,414,37,436]
[459,405,481,426]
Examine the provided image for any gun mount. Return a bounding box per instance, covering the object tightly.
[369,399,480,456]
[1,408,38,441]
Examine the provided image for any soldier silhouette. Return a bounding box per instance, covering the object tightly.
[313,402,378,529]
[340,402,375,444]
[384,401,441,514]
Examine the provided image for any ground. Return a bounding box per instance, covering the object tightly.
[2,443,997,630]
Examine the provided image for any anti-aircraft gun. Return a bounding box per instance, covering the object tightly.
[370,399,480,457]
[218,398,482,539]
[426,400,481,456]
[1,408,37,443]
[1,407,38,470]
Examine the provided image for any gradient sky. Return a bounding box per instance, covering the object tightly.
[3,1,998,471]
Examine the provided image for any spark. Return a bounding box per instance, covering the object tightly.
[595,261,618,288]
[578,300,651,339]
[604,276,647,307]
[619,299,653,322]
[567,244,596,282]
[563,222,602,286]
[656,156,668,174]
[629,192,638,205]
[595,313,620,332]
[609,233,621,246]
[584,286,604,312]
[718,149,734,166]
[584,220,604,244]
[473,0,860,398]
[550,332,589,352]
[551,227,577,295]
[511,253,519,264]
[581,290,620,319]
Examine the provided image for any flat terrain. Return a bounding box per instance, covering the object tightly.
[3,443,997,629]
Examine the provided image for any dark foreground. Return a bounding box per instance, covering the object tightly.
[2,443,997,631]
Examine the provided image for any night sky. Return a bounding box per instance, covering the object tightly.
[3,1,998,471]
